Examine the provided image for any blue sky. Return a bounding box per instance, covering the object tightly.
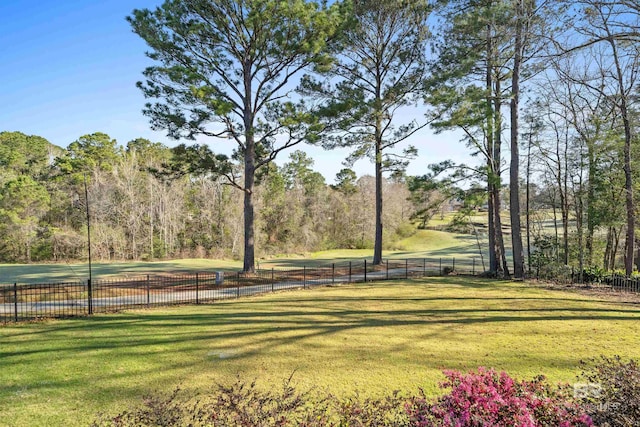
[0,0,471,182]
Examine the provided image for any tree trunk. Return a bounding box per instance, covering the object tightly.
[509,1,525,279]
[488,177,497,273]
[525,130,532,273]
[243,63,256,273]
[486,19,498,275]
[552,195,559,262]
[494,76,509,277]
[493,182,508,277]
[612,226,621,271]
[586,138,596,267]
[560,132,569,265]
[599,34,635,275]
[604,226,613,271]
[243,160,256,273]
[149,178,154,260]
[574,177,585,282]
[373,143,383,265]
[373,60,384,266]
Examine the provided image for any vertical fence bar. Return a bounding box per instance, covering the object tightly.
[146,275,151,308]
[439,258,442,276]
[364,260,367,282]
[236,273,240,298]
[423,258,426,277]
[13,283,18,322]
[349,262,352,283]
[303,266,307,289]
[453,257,456,272]
[195,273,199,305]
[472,258,475,275]
[405,259,409,279]
[332,264,335,285]
[271,268,275,292]
[386,260,389,280]
[87,279,93,315]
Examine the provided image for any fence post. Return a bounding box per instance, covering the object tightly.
[237,273,240,298]
[364,260,367,282]
[439,258,442,276]
[195,273,199,305]
[349,262,352,283]
[13,283,18,322]
[386,260,389,280]
[303,266,307,289]
[423,258,426,277]
[332,264,335,285]
[472,258,475,276]
[146,275,151,308]
[87,278,93,315]
[271,268,275,292]
[405,259,409,279]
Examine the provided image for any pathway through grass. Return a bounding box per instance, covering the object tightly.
[1,277,639,426]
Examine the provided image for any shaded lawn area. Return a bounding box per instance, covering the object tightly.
[1,277,639,426]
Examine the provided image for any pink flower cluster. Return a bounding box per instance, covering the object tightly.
[407,368,593,426]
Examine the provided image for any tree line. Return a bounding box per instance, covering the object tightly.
[0,131,415,264]
[3,0,640,277]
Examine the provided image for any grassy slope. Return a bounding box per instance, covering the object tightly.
[1,277,639,426]
[392,229,480,258]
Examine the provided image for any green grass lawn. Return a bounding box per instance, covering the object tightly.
[0,258,242,285]
[1,277,639,426]
[392,229,481,258]
[0,229,485,284]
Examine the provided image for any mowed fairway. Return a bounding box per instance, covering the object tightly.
[1,277,639,426]
[0,230,483,284]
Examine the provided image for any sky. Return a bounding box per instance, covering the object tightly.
[0,0,474,183]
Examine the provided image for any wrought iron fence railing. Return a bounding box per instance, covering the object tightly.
[1,257,480,323]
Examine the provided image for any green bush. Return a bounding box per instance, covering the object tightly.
[395,222,417,239]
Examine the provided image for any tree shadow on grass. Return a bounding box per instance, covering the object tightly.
[4,278,639,427]
[2,292,638,425]
[3,292,639,359]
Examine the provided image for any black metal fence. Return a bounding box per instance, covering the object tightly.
[531,261,640,294]
[1,257,479,323]
[576,273,640,293]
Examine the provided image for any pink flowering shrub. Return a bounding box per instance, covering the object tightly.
[406,368,592,427]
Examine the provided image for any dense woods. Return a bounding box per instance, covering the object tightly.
[2,0,640,278]
[0,131,414,263]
